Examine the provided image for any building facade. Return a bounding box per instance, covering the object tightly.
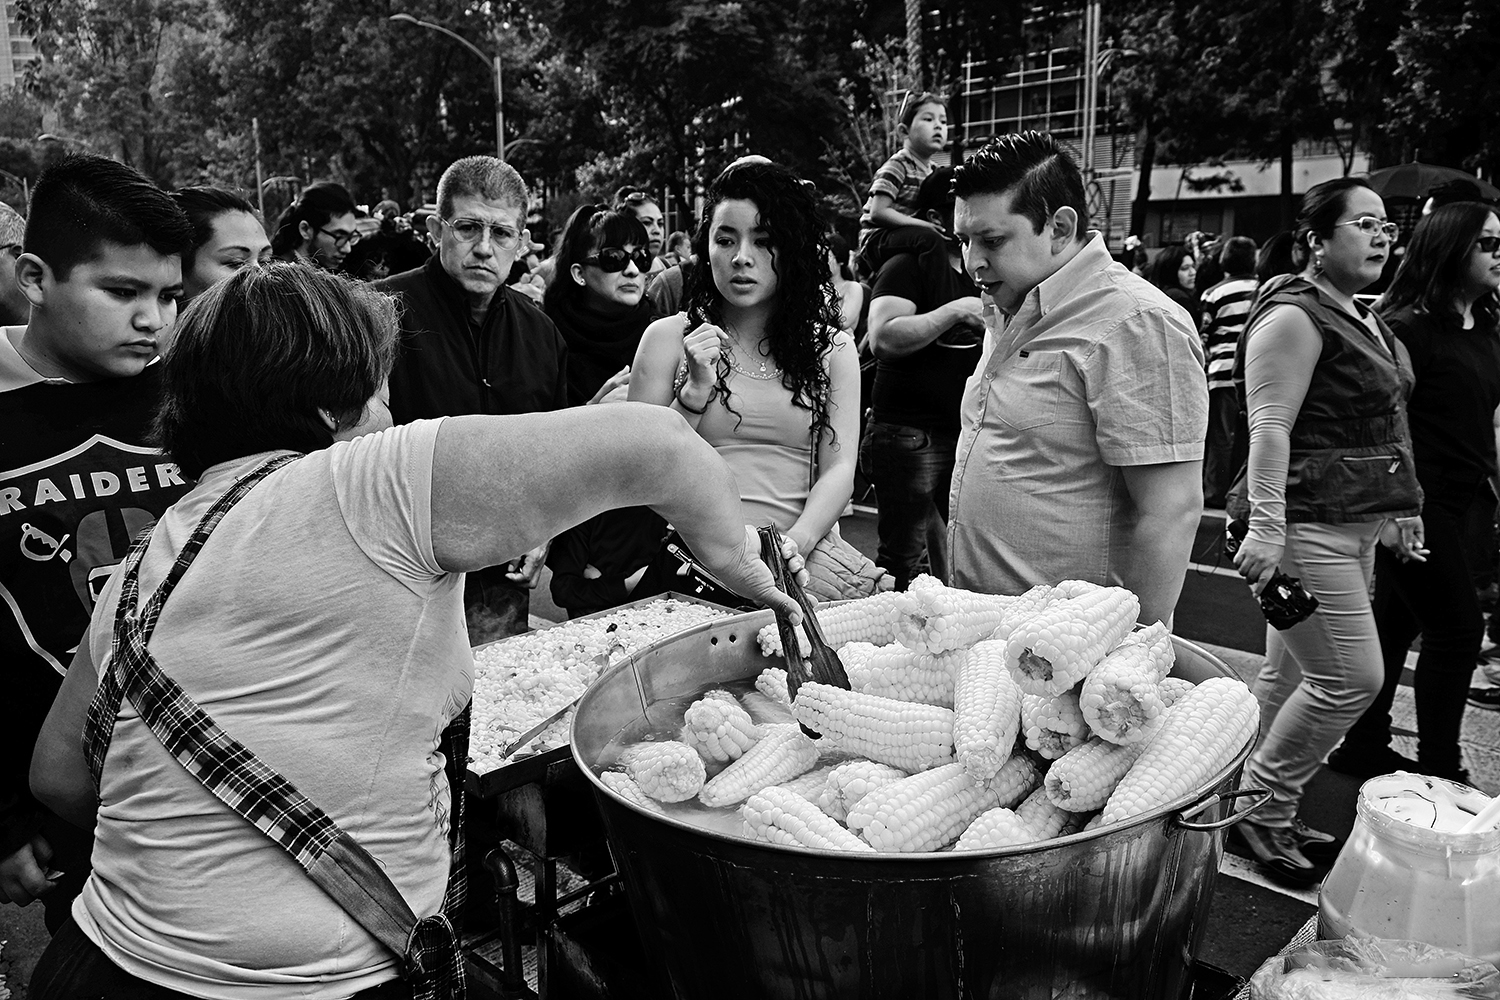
[0,0,36,90]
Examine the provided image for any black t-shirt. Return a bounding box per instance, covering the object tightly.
[0,358,189,855]
[869,252,983,436]
[1386,306,1500,487]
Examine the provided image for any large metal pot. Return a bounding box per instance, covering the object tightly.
[571,610,1262,1000]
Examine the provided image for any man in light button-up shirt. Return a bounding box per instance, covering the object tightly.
[947,133,1208,625]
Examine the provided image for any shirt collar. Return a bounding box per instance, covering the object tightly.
[1030,231,1111,319]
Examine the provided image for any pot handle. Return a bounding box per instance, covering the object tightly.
[1174,787,1272,832]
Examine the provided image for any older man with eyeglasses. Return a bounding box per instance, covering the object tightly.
[0,202,27,326]
[376,156,569,642]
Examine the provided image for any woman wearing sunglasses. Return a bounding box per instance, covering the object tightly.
[1229,177,1424,883]
[1331,202,1500,782]
[541,204,668,617]
[269,182,360,272]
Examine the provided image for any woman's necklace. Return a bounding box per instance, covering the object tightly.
[725,331,781,380]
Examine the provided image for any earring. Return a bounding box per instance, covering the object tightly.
[1312,248,1325,278]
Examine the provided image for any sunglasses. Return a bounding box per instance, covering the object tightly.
[1476,236,1500,254]
[585,247,653,273]
[1336,217,1400,241]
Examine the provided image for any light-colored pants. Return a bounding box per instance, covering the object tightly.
[1245,520,1386,827]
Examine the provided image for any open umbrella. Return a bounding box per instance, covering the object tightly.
[1362,161,1500,201]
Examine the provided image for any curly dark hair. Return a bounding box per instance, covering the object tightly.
[682,160,842,446]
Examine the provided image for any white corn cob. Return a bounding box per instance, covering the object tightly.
[1044,737,1146,812]
[699,724,820,808]
[1158,676,1195,708]
[987,753,1043,809]
[701,688,740,704]
[953,638,1024,783]
[756,591,904,657]
[1051,579,1104,600]
[741,786,875,853]
[755,667,791,705]
[1015,785,1083,841]
[843,642,961,708]
[1006,587,1140,696]
[816,759,907,823]
[894,576,1020,653]
[599,771,666,814]
[989,584,1062,641]
[1083,813,1108,832]
[954,807,1035,850]
[846,761,1000,852]
[776,763,836,801]
[791,682,955,773]
[1077,628,1174,746]
[1020,689,1091,759]
[622,740,707,803]
[681,694,763,763]
[1100,677,1258,825]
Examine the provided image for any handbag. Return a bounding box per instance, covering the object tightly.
[82,454,466,999]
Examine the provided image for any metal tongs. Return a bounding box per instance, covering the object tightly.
[757,524,850,707]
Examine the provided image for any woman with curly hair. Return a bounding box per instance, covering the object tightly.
[631,159,883,599]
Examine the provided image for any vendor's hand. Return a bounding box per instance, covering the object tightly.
[683,322,728,391]
[1380,516,1429,563]
[698,526,802,623]
[588,367,632,405]
[504,543,549,588]
[0,834,55,906]
[1233,537,1284,594]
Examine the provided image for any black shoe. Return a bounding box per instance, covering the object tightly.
[1326,743,1419,780]
[1469,686,1500,711]
[1416,761,1473,787]
[1232,819,1320,885]
[1290,819,1342,864]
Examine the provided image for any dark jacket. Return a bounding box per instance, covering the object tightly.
[376,255,568,423]
[1230,276,1423,524]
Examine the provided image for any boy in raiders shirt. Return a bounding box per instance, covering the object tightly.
[0,155,193,927]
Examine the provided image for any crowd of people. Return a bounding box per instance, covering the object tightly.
[2,83,1500,995]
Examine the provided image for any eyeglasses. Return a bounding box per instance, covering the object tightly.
[584,247,653,273]
[3,243,20,259]
[1336,217,1400,241]
[316,226,361,249]
[441,218,522,249]
[1476,236,1500,255]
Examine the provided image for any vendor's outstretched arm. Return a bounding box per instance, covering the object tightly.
[430,405,798,620]
[1119,460,1203,625]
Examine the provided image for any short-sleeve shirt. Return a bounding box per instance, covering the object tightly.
[869,253,983,436]
[859,148,932,245]
[947,234,1208,595]
[76,420,471,999]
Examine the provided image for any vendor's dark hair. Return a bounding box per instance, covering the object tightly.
[25,154,193,279]
[270,181,355,257]
[952,132,1087,239]
[1380,202,1499,333]
[543,203,648,314]
[912,165,957,222]
[154,261,398,479]
[170,187,258,272]
[1292,177,1372,270]
[683,160,840,446]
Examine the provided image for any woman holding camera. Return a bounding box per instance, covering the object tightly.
[1230,177,1424,883]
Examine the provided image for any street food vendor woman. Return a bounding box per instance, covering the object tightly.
[27,262,797,1000]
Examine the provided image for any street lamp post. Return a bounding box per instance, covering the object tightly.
[389,13,504,161]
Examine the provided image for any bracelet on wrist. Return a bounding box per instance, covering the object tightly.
[676,385,713,415]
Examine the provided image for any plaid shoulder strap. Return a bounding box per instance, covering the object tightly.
[81,453,465,999]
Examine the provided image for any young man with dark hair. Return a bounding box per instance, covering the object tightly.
[947,132,1208,625]
[1200,235,1259,506]
[1,154,194,925]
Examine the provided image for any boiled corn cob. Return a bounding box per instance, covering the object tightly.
[989,584,1062,641]
[755,667,791,705]
[843,642,961,708]
[756,591,904,658]
[599,770,666,815]
[701,688,739,704]
[816,759,907,823]
[622,740,707,803]
[894,575,1019,654]
[698,723,820,808]
[1158,676,1195,707]
[1006,586,1140,696]
[1044,737,1145,813]
[1100,677,1258,825]
[1077,627,1174,746]
[791,682,955,773]
[953,638,1024,782]
[1020,689,1090,759]
[846,761,1001,852]
[681,694,763,763]
[954,807,1035,850]
[776,763,836,801]
[741,786,875,853]
[1015,785,1083,841]
[987,753,1044,809]
[1051,579,1103,600]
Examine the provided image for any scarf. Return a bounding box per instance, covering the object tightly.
[547,292,658,406]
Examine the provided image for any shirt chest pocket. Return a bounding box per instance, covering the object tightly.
[995,351,1063,431]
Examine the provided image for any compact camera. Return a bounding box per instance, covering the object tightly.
[1224,517,1321,630]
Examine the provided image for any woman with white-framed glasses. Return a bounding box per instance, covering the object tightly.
[1227,177,1425,884]
[270,182,359,271]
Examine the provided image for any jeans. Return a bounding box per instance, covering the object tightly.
[859,421,957,591]
[1246,520,1385,827]
[1343,484,1485,771]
